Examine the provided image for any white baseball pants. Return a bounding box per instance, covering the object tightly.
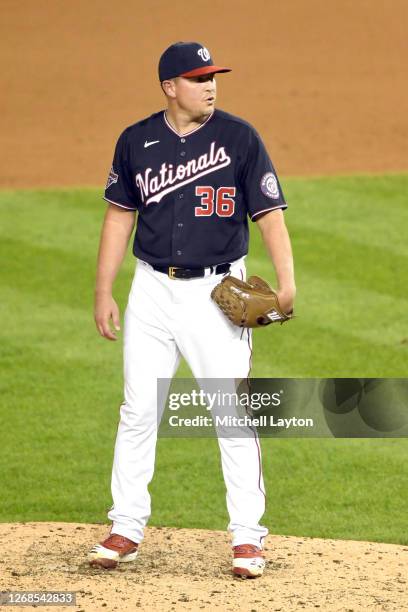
[108,257,268,548]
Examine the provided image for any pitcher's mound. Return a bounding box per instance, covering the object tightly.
[0,522,407,611]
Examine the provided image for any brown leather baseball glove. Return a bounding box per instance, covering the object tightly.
[211,275,293,328]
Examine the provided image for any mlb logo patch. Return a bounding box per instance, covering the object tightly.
[106,166,119,189]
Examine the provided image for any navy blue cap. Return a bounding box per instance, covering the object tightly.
[158,42,231,81]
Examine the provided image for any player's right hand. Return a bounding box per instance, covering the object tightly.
[94,292,121,341]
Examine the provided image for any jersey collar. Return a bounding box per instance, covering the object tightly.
[163,110,214,137]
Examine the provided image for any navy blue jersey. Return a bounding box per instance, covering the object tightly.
[104,109,287,267]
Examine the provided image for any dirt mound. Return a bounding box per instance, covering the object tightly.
[0,522,407,611]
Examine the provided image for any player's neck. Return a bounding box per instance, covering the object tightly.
[165,107,212,136]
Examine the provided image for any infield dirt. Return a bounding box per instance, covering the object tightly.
[1,522,407,611]
[1,0,407,187]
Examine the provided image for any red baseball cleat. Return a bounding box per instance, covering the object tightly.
[88,534,138,569]
[232,544,265,578]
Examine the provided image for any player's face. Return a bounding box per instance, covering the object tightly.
[173,74,217,118]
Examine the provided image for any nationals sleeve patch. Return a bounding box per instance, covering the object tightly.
[260,172,280,199]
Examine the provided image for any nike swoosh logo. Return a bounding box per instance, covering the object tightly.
[144,140,160,148]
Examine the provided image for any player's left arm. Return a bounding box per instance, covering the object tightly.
[256,209,296,314]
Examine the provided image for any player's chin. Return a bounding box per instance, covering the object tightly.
[201,100,215,115]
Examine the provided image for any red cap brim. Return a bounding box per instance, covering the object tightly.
[179,65,231,78]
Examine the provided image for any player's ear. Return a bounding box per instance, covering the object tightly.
[161,79,176,98]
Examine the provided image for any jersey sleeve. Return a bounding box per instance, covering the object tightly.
[103,129,138,211]
[240,127,287,221]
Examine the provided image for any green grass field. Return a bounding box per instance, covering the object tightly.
[1,174,407,544]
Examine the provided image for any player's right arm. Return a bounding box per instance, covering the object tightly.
[94,203,136,341]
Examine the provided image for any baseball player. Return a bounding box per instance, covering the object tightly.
[89,42,295,578]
